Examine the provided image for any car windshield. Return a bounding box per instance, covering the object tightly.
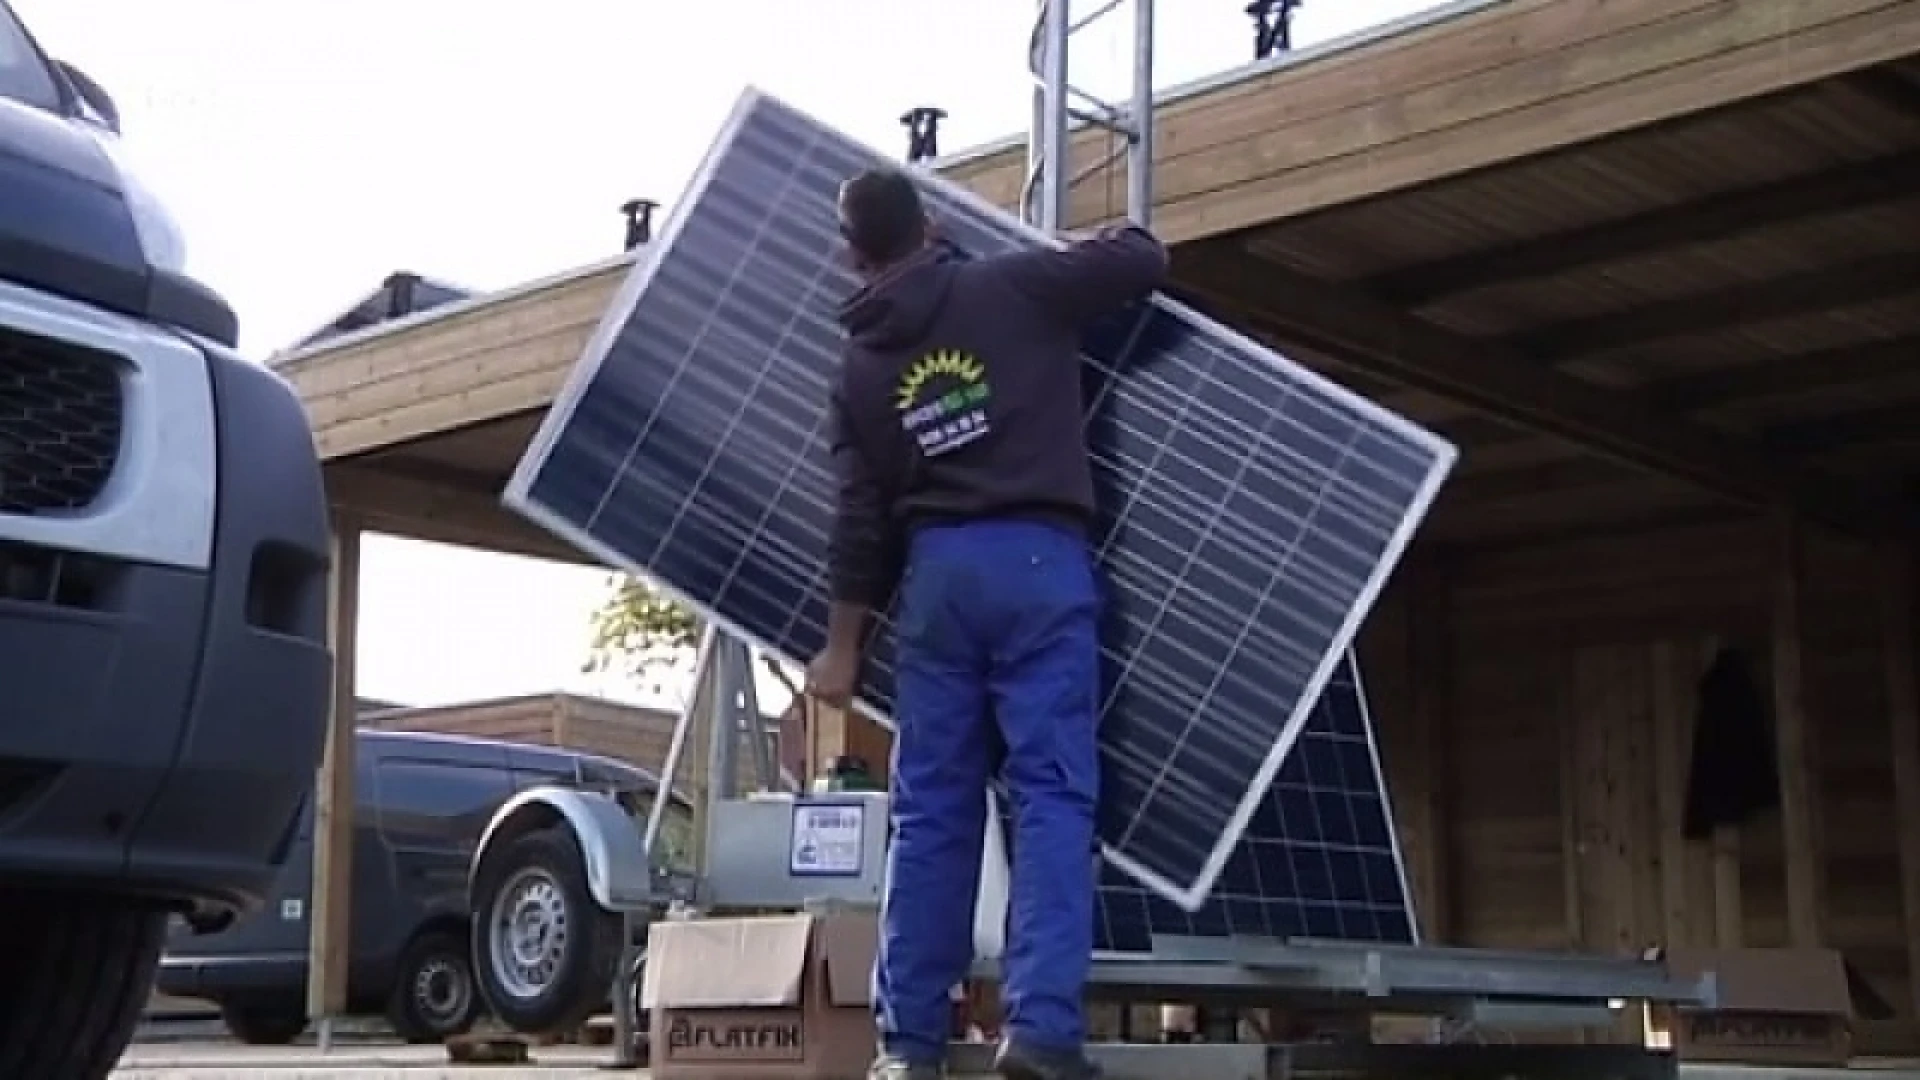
[0,2,61,112]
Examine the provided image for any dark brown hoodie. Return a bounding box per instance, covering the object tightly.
[825,224,1169,606]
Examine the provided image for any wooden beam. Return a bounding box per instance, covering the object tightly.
[325,462,595,566]
[1369,150,1920,306]
[1650,336,1920,416]
[1173,244,1901,535]
[1769,514,1826,948]
[1879,545,1920,1016]
[1764,400,1920,458]
[306,519,360,1026]
[1443,459,1632,505]
[1518,253,1920,361]
[1849,63,1920,113]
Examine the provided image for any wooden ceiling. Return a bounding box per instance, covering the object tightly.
[1171,58,1920,546]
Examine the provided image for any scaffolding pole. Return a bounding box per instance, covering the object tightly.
[1023,0,1158,232]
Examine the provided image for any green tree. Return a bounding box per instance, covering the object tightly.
[583,574,700,678]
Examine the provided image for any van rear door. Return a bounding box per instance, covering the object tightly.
[372,746,514,920]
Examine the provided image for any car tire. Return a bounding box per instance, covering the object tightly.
[0,888,168,1079]
[219,1000,308,1046]
[387,928,481,1044]
[472,826,620,1036]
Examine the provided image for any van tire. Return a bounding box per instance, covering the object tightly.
[0,889,168,1079]
[387,928,481,1044]
[472,827,619,1036]
[220,1000,308,1046]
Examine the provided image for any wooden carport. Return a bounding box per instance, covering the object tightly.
[290,0,1920,1051]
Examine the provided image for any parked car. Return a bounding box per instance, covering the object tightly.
[156,728,682,1045]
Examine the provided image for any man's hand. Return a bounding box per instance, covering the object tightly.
[806,645,860,708]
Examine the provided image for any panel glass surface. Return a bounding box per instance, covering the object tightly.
[1081,653,1416,949]
[509,89,1455,911]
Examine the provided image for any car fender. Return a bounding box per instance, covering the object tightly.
[469,787,651,913]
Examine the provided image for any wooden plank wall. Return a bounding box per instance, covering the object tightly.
[556,695,678,775]
[364,694,680,779]
[1359,515,1913,1014]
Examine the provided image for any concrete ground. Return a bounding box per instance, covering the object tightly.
[114,1041,626,1078]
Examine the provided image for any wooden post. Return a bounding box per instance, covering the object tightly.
[1879,545,1920,1016]
[1559,652,1588,952]
[1769,513,1825,948]
[306,520,361,1035]
[805,701,893,788]
[1404,566,1452,942]
[1650,641,1693,946]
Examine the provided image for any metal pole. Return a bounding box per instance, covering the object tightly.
[740,650,776,792]
[1029,0,1075,231]
[1129,0,1156,227]
[1024,0,1157,232]
[609,912,643,1068]
[707,638,745,808]
[643,624,715,862]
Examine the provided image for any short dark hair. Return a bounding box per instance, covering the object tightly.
[838,169,926,267]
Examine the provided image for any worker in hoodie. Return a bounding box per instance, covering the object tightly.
[805,167,1169,1080]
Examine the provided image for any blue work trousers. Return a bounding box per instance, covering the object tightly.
[875,520,1101,1065]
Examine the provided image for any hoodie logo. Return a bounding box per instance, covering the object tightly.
[896,348,991,458]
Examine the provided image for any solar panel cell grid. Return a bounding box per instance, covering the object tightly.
[508,88,1455,916]
[1082,654,1417,951]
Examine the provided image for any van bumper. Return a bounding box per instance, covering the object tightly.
[0,327,331,918]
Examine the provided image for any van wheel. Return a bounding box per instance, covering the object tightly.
[220,1000,307,1046]
[472,827,619,1036]
[0,889,167,1078]
[387,929,480,1043]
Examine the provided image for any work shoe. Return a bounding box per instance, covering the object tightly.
[867,1054,944,1080]
[992,1038,1104,1080]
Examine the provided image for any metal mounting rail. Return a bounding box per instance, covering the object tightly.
[970,934,1714,1016]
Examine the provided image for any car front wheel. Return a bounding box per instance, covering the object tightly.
[0,888,169,1078]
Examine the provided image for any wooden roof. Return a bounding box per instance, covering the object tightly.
[282,0,1920,555]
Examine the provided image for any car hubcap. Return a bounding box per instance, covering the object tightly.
[490,867,569,1001]
[414,954,471,1023]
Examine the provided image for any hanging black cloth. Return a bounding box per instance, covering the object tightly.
[1683,645,1781,838]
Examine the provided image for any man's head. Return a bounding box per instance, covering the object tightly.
[838,168,933,275]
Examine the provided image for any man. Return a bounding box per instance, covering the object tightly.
[806,167,1168,1080]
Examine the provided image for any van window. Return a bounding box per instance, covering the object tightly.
[375,757,514,844]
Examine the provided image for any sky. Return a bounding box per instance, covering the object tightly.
[16,0,1439,710]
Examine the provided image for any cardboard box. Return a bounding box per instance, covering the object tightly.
[1657,947,1853,1067]
[643,912,879,1080]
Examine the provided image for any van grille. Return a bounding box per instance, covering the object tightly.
[0,331,125,515]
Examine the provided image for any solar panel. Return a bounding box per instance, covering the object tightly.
[1087,651,1417,950]
[507,88,1456,912]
